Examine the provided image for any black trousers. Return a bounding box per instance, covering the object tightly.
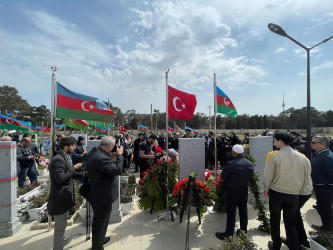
[139,162,149,179]
[295,194,311,246]
[269,189,299,250]
[91,205,112,250]
[314,185,333,231]
[225,186,248,236]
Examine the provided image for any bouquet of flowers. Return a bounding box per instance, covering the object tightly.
[38,156,50,170]
[137,157,178,211]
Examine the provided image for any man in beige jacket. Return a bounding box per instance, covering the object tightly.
[264,132,312,250]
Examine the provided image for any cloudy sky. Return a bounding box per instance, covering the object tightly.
[1,0,332,117]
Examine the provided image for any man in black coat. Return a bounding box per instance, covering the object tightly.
[47,136,83,250]
[87,136,123,250]
[216,144,254,240]
[133,133,144,172]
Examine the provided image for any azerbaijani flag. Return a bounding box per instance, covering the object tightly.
[55,124,64,130]
[174,124,185,134]
[17,120,31,128]
[30,126,42,135]
[0,115,30,131]
[5,110,19,118]
[138,124,149,133]
[168,126,175,134]
[96,125,109,135]
[64,119,90,130]
[216,86,237,117]
[185,126,195,136]
[56,82,113,122]
[153,126,158,133]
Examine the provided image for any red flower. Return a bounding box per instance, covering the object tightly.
[205,172,212,181]
[155,146,164,154]
[138,194,142,198]
[139,180,144,185]
[151,173,155,177]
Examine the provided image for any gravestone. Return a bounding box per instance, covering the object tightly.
[179,138,205,182]
[249,136,273,191]
[86,140,122,223]
[71,134,88,143]
[0,141,22,237]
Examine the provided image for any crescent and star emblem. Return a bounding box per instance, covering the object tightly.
[224,98,230,107]
[81,101,94,112]
[172,97,186,112]
[6,119,14,124]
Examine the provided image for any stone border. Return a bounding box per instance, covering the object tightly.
[30,210,80,230]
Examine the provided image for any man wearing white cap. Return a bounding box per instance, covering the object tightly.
[215,144,254,241]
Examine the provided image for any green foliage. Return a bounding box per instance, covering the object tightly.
[309,229,333,249]
[223,230,258,250]
[213,180,227,213]
[17,181,40,197]
[29,190,48,209]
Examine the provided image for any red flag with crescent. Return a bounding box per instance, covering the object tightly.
[168,86,197,120]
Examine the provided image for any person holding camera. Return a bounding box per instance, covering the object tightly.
[86,136,123,250]
[47,136,84,250]
[17,137,38,187]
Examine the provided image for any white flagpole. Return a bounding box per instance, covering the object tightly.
[213,71,218,190]
[48,65,57,231]
[165,68,169,161]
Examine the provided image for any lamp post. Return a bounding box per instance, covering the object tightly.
[268,23,333,159]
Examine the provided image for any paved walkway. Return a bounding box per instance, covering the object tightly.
[0,174,322,250]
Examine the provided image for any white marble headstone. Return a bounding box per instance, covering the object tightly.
[179,138,205,182]
[249,136,273,191]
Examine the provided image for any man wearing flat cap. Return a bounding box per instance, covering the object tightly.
[216,144,254,240]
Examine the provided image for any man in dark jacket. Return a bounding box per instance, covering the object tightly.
[133,133,144,172]
[216,144,254,240]
[17,137,38,187]
[311,136,333,232]
[87,136,123,250]
[47,136,83,250]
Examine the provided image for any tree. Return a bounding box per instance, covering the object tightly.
[0,85,32,117]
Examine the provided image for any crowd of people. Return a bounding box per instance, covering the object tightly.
[1,129,333,250]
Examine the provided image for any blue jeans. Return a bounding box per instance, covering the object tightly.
[18,165,37,187]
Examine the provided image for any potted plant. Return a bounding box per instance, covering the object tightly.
[120,182,136,214]
[223,230,258,250]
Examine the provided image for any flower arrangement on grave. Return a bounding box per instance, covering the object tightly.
[213,173,227,213]
[17,181,40,197]
[38,184,83,223]
[38,156,50,170]
[168,173,218,217]
[28,190,48,209]
[137,156,178,211]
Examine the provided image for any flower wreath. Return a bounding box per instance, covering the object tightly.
[137,157,178,212]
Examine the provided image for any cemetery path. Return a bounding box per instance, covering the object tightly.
[0,173,321,250]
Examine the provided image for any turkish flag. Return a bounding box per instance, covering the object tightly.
[168,86,197,120]
[118,124,128,133]
[43,125,51,132]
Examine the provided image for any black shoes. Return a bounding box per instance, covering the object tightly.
[103,237,110,245]
[268,241,274,250]
[215,232,228,241]
[280,236,288,245]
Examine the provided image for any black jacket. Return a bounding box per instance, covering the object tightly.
[222,155,254,189]
[86,146,123,208]
[17,144,34,169]
[48,151,81,215]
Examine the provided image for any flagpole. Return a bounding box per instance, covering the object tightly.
[157,67,171,222]
[213,71,218,191]
[165,68,169,162]
[48,65,57,231]
[150,104,153,131]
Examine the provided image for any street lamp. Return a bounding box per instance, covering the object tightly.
[268,23,333,159]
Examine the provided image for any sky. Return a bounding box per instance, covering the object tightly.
[0,0,332,117]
